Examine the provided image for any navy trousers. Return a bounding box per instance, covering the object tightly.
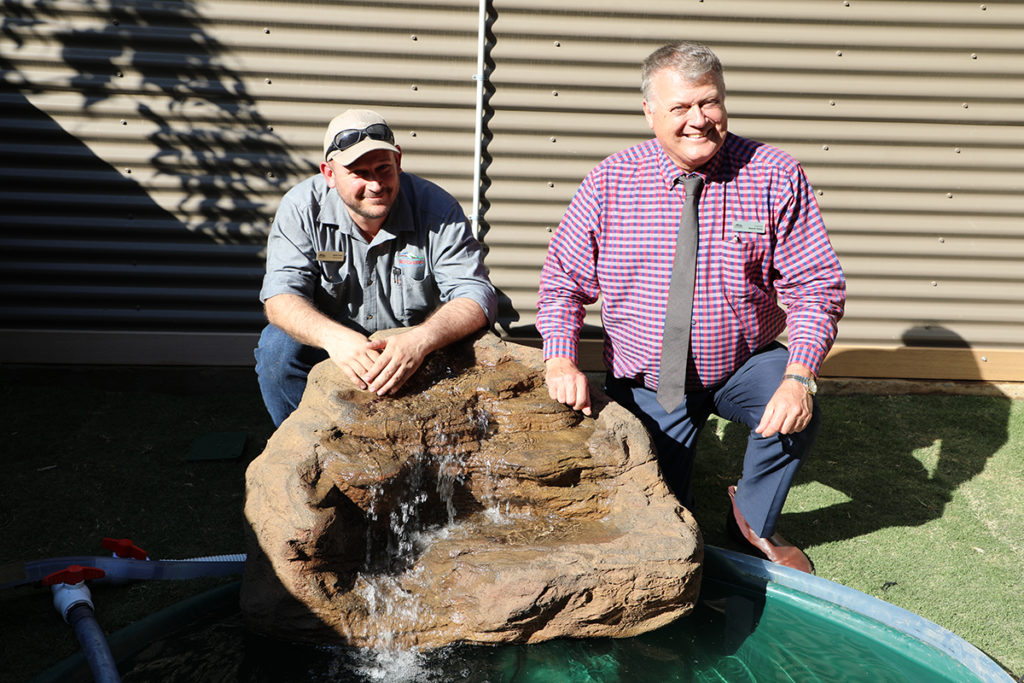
[254,323,329,427]
[603,343,819,538]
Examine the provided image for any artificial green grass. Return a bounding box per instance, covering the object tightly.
[0,367,1020,680]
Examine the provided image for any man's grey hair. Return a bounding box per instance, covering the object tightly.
[641,42,724,101]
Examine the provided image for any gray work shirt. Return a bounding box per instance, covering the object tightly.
[260,172,497,335]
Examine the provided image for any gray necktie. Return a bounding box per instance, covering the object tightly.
[657,174,704,413]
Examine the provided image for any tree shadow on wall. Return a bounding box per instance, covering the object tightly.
[1,0,312,331]
[693,326,1011,548]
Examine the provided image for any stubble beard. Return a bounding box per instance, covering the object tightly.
[345,192,394,222]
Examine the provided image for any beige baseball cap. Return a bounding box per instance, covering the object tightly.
[322,109,400,165]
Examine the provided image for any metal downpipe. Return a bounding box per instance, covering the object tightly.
[470,0,487,240]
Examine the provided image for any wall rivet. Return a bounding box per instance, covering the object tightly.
[410,131,417,137]
[411,84,418,91]
[411,34,418,41]
[938,237,945,243]
[971,53,978,59]
[822,144,829,151]
[947,192,954,198]
[548,182,555,188]
[264,28,270,34]
[120,119,127,125]
[836,50,843,57]
[829,99,836,106]
[553,41,561,47]
[265,78,272,84]
[962,102,969,108]
[954,147,961,153]
[552,90,559,96]
[550,136,557,142]
[981,356,988,362]
[931,281,938,287]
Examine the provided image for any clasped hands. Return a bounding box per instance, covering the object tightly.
[326,327,430,396]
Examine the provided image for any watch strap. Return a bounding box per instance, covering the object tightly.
[783,373,817,394]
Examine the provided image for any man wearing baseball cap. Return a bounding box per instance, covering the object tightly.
[255,108,497,426]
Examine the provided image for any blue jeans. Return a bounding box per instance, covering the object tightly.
[254,324,328,427]
[604,343,819,537]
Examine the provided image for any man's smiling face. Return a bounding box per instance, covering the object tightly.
[321,148,402,234]
[642,68,728,172]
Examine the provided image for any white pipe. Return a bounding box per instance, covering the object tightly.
[52,580,95,622]
[4,555,247,589]
[470,0,487,239]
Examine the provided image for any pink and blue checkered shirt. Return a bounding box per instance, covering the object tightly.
[537,134,846,391]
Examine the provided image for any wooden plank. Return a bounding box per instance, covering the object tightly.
[822,345,1024,383]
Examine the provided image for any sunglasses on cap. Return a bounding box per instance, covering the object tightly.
[325,123,395,160]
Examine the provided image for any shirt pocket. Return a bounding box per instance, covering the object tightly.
[391,266,436,325]
[720,238,770,304]
[316,260,351,314]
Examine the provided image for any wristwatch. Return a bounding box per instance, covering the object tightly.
[783,374,818,395]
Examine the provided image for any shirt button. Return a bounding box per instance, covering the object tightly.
[367,314,373,320]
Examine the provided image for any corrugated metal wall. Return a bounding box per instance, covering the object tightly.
[2,1,1023,379]
[484,1,1024,352]
[0,0,482,363]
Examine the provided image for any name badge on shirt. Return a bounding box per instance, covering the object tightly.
[732,220,766,234]
[317,250,346,263]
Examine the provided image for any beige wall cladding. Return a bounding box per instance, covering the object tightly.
[483,0,1024,381]
[2,0,1023,381]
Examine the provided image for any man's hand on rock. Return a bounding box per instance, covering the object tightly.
[322,328,380,391]
[364,329,431,396]
[545,357,592,416]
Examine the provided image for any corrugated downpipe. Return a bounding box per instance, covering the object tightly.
[471,0,487,240]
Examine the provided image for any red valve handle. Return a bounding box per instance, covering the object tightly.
[101,537,149,560]
[42,565,106,587]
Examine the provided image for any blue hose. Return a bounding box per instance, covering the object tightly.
[66,603,121,683]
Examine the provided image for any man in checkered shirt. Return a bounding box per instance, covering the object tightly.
[537,42,845,573]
